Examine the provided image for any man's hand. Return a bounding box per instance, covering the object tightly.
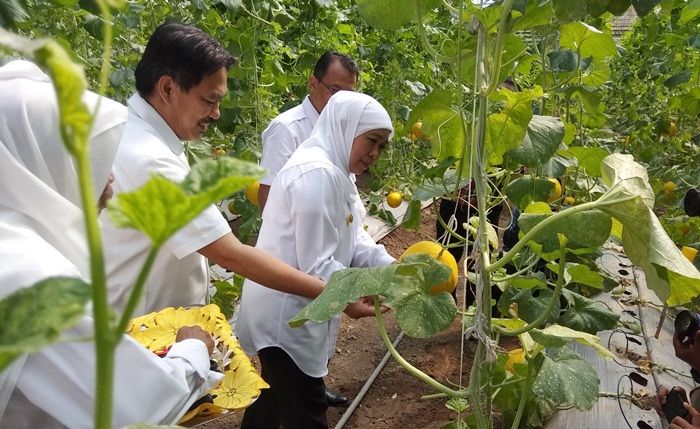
[343,296,389,319]
[669,402,700,428]
[176,325,214,355]
[656,386,670,418]
[674,331,700,372]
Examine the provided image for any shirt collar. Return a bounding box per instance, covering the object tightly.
[301,95,320,127]
[127,93,184,155]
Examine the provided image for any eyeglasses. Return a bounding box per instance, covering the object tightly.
[318,79,343,94]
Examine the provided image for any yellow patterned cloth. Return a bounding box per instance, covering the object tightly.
[126,305,268,422]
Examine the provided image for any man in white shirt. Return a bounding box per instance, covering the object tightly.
[101,25,375,320]
[257,51,359,211]
[256,52,360,408]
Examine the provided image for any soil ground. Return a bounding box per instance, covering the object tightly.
[193,208,504,429]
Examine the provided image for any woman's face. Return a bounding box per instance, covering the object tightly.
[348,129,391,175]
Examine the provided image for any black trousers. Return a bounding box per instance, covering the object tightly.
[241,347,328,429]
[436,198,503,309]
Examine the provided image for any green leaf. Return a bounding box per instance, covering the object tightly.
[512,0,553,31]
[109,158,263,245]
[597,154,700,305]
[357,0,433,30]
[504,176,554,208]
[401,199,422,230]
[558,146,609,177]
[504,115,564,168]
[531,325,615,358]
[0,277,90,372]
[408,90,467,163]
[289,254,456,338]
[564,263,604,289]
[507,272,547,289]
[663,70,692,88]
[519,208,612,252]
[558,289,619,333]
[507,288,559,325]
[553,0,587,22]
[486,86,544,165]
[632,0,661,17]
[413,169,471,201]
[0,0,28,27]
[532,346,600,410]
[548,49,578,73]
[679,0,700,24]
[560,22,618,62]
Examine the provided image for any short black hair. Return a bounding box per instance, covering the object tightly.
[135,22,237,97]
[313,51,359,80]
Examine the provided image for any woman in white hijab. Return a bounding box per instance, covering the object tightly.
[0,60,222,428]
[236,91,396,429]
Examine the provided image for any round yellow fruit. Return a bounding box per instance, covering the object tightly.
[212,147,226,157]
[505,348,526,373]
[668,121,678,137]
[411,121,424,139]
[662,181,677,193]
[682,246,698,263]
[227,200,237,214]
[679,225,691,235]
[547,178,562,203]
[386,192,403,208]
[400,241,458,296]
[245,181,260,206]
[563,196,575,206]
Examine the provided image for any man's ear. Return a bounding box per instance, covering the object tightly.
[154,75,176,103]
[308,74,318,92]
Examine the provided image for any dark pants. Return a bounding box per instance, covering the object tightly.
[241,347,328,429]
[436,199,503,310]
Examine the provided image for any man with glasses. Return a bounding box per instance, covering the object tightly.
[257,51,359,211]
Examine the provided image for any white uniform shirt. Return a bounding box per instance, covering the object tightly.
[0,61,222,427]
[101,94,231,315]
[236,92,396,378]
[259,96,319,186]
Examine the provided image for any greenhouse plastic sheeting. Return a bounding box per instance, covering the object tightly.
[544,245,696,429]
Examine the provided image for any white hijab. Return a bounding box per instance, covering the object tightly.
[285,91,394,196]
[0,60,127,419]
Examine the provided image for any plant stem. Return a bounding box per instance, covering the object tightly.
[509,355,535,429]
[495,240,567,336]
[115,246,161,335]
[487,195,637,273]
[373,299,467,398]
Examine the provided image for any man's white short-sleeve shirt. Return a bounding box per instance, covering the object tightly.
[101,94,231,316]
[259,96,319,186]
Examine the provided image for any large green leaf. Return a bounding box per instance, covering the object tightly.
[512,0,553,31]
[558,146,609,177]
[530,325,615,358]
[519,209,612,252]
[597,154,700,305]
[357,0,414,30]
[486,86,544,165]
[504,115,564,167]
[563,263,604,289]
[553,0,587,22]
[558,289,619,333]
[504,176,554,208]
[289,254,457,338]
[0,0,28,27]
[408,90,466,163]
[0,277,90,372]
[560,22,618,62]
[679,0,700,24]
[109,158,263,245]
[532,346,600,410]
[632,0,662,17]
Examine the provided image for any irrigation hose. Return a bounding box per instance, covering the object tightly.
[333,331,406,429]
